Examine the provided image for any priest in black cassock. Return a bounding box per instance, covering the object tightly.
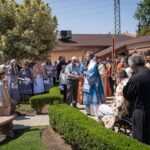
[123,54,150,145]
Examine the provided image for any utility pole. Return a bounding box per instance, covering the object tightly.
[114,0,121,34]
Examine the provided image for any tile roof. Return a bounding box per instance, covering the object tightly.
[56,34,134,47]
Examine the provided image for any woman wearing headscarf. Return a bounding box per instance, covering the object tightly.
[8,59,21,102]
[0,65,16,115]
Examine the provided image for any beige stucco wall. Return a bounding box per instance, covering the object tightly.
[50,50,84,63]
[50,48,103,63]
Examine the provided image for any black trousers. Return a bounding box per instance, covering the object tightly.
[132,109,150,145]
[53,77,56,85]
[63,84,67,103]
[66,80,78,107]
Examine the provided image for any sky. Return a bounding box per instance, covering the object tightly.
[16,0,141,35]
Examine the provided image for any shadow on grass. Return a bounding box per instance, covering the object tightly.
[0,127,41,146]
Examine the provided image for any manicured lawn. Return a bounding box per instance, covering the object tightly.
[0,126,46,150]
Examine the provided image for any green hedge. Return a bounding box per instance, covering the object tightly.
[48,104,150,150]
[49,86,61,95]
[29,87,63,113]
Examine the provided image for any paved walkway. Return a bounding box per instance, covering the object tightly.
[13,97,114,129]
[13,115,49,129]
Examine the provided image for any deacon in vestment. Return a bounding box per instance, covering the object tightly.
[83,52,105,116]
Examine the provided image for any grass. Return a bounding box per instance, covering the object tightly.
[0,126,46,150]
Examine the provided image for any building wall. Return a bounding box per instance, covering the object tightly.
[50,50,84,63]
[50,46,107,63]
[127,42,150,54]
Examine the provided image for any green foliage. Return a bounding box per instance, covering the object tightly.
[48,104,150,150]
[49,86,61,95]
[0,126,46,150]
[134,0,150,36]
[16,103,34,113]
[29,87,63,113]
[0,0,57,61]
[0,0,16,36]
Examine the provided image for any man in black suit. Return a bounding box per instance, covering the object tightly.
[123,54,150,145]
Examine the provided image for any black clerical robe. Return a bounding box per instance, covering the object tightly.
[123,67,150,145]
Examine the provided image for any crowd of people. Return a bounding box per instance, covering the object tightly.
[0,59,58,102]
[0,51,150,145]
[58,52,150,145]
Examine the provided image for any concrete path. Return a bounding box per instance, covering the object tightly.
[77,103,98,121]
[13,97,114,129]
[13,104,95,129]
[77,97,114,121]
[13,115,49,129]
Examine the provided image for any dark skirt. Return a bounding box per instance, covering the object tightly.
[132,109,150,144]
[19,82,32,95]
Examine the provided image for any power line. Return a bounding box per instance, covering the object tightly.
[57,9,136,20]
[50,0,136,15]
[59,10,113,20]
[52,0,110,10]
[54,5,113,15]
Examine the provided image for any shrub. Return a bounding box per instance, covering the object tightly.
[30,87,63,113]
[48,104,150,150]
[49,86,61,95]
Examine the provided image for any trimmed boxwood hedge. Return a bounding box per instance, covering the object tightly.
[48,104,150,150]
[29,87,63,113]
[49,87,61,95]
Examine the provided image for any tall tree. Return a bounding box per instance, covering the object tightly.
[0,0,16,36]
[134,0,150,36]
[0,0,57,61]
